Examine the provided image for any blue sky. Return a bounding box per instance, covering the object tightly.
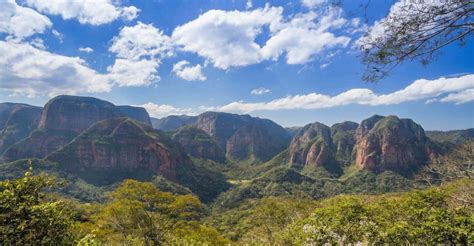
[0,0,473,130]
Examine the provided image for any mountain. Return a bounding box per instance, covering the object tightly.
[151,115,197,131]
[0,103,42,154]
[426,129,474,145]
[288,122,340,174]
[331,121,358,166]
[196,112,291,163]
[46,118,192,184]
[171,126,226,162]
[2,96,151,161]
[117,105,152,125]
[38,95,124,133]
[354,115,434,173]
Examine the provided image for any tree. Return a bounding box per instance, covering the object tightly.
[0,162,74,244]
[357,0,474,82]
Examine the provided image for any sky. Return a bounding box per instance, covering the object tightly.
[0,0,473,130]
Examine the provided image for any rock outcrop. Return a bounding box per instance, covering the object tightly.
[354,115,433,173]
[0,103,42,154]
[196,112,291,163]
[38,95,124,133]
[151,115,197,131]
[331,121,358,166]
[172,126,225,162]
[118,105,152,125]
[288,122,336,169]
[47,118,192,183]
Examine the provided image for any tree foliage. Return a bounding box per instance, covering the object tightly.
[358,0,474,82]
[0,163,75,244]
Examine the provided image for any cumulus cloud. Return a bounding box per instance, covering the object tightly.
[217,74,474,112]
[172,61,206,81]
[172,5,352,69]
[139,102,199,118]
[246,0,253,9]
[0,0,52,39]
[107,22,174,86]
[261,8,351,64]
[78,47,93,53]
[25,0,140,25]
[251,87,271,95]
[0,40,110,98]
[172,5,283,69]
[301,0,326,9]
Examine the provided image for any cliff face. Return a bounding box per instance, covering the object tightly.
[117,105,152,125]
[0,103,42,154]
[354,115,433,173]
[151,115,198,131]
[331,121,358,166]
[38,95,124,133]
[172,126,225,162]
[47,118,192,183]
[288,122,335,168]
[196,112,291,163]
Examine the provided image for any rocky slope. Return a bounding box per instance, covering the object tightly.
[196,112,291,163]
[288,122,338,173]
[354,115,434,173]
[426,128,474,145]
[331,121,358,166]
[118,105,152,125]
[0,103,42,154]
[46,118,192,184]
[172,126,225,162]
[38,95,124,133]
[152,115,197,131]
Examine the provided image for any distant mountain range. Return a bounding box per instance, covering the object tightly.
[0,95,472,203]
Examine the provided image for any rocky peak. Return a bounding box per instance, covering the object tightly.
[354,115,432,173]
[196,112,290,163]
[355,114,384,139]
[172,126,225,162]
[152,115,198,131]
[46,118,192,184]
[38,95,124,133]
[289,122,334,168]
[331,121,358,166]
[117,105,152,125]
[0,103,42,154]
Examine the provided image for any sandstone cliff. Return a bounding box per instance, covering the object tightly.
[0,103,42,154]
[172,126,225,162]
[354,115,433,173]
[117,105,152,125]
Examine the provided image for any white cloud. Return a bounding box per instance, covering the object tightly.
[78,47,93,53]
[172,5,352,69]
[301,0,326,9]
[25,0,140,25]
[261,9,351,64]
[139,102,198,118]
[107,22,174,87]
[439,89,474,104]
[172,60,206,81]
[251,87,271,95]
[51,29,63,42]
[106,58,160,87]
[246,0,253,9]
[0,40,111,98]
[172,5,283,69]
[0,0,52,39]
[121,6,140,21]
[109,22,174,60]
[29,38,46,49]
[217,74,474,112]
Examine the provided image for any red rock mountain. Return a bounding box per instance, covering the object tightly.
[0,103,42,154]
[46,118,192,183]
[354,115,434,173]
[195,112,291,163]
